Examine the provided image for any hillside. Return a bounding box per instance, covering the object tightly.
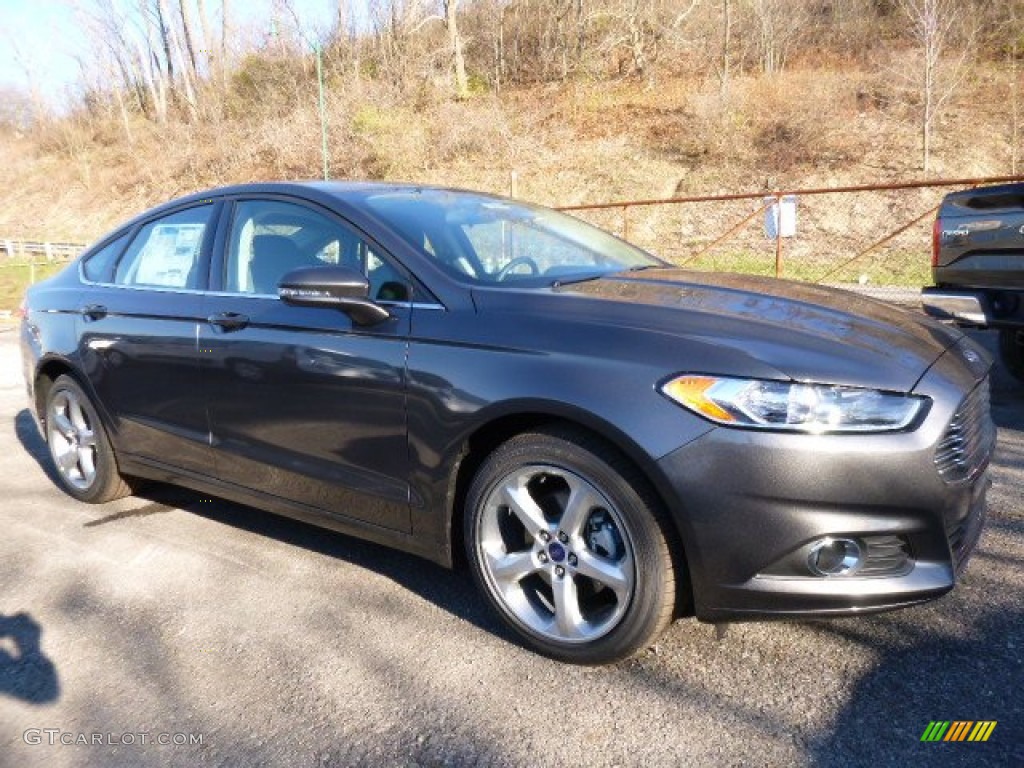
[0,57,1019,289]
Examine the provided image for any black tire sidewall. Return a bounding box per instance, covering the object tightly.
[464,430,676,665]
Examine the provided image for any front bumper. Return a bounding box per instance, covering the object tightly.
[655,338,994,621]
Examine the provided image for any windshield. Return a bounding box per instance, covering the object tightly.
[359,189,664,285]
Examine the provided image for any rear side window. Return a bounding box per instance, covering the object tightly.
[81,233,129,283]
[114,205,214,289]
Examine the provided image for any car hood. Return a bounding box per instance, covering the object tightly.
[478,269,966,392]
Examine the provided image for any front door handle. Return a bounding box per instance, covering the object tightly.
[207,312,250,332]
[79,304,107,321]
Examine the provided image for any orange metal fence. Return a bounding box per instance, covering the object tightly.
[557,175,1024,292]
[6,175,1024,297]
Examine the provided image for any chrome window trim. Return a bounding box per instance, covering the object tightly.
[78,267,446,310]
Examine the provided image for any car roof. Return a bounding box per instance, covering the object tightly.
[175,180,496,207]
[92,181,501,248]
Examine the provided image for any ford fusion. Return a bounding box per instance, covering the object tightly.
[20,182,995,664]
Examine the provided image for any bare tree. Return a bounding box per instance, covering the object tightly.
[586,0,700,80]
[1013,1,1021,174]
[720,0,732,95]
[140,2,170,122]
[749,0,811,75]
[178,0,201,77]
[221,0,231,62]
[195,0,213,61]
[444,0,470,98]
[156,0,199,119]
[2,30,49,126]
[897,0,971,172]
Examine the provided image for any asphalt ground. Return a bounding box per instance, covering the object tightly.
[0,323,1021,768]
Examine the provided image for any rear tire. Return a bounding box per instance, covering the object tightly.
[44,375,134,503]
[999,328,1024,384]
[464,426,679,664]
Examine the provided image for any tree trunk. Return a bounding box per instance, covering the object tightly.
[196,0,212,61]
[219,0,230,88]
[720,0,731,97]
[142,6,168,122]
[1012,3,1020,174]
[155,0,175,83]
[444,0,470,99]
[336,0,349,40]
[178,0,200,77]
[158,0,198,120]
[627,1,646,78]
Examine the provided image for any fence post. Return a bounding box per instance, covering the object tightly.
[774,194,783,278]
[622,205,630,240]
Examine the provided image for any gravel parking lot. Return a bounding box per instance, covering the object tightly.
[0,323,1021,768]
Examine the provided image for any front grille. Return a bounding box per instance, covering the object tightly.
[947,488,988,573]
[934,379,996,484]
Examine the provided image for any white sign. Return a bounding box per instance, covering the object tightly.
[764,195,798,239]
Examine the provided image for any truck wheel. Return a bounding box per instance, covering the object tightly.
[999,329,1024,384]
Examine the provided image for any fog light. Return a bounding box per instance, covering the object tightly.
[807,537,863,576]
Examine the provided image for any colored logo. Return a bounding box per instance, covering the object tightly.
[547,541,566,563]
[920,721,997,742]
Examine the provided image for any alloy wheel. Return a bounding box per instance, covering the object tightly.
[47,388,98,491]
[476,465,636,644]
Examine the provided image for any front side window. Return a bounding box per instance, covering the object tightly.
[358,190,663,285]
[114,206,214,289]
[225,199,409,301]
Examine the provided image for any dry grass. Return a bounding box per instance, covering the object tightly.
[0,59,1018,308]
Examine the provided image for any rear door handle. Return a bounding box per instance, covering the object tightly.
[79,304,107,321]
[207,312,250,332]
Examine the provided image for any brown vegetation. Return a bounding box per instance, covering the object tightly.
[0,0,1021,245]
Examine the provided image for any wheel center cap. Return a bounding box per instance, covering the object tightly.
[547,541,566,563]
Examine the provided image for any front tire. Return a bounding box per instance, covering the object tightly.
[44,374,134,503]
[999,328,1024,384]
[464,426,679,664]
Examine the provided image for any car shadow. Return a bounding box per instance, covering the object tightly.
[14,408,511,646]
[174,490,513,645]
[807,608,1024,766]
[14,409,62,488]
[0,612,60,704]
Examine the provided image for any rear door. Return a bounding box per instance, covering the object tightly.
[200,196,413,532]
[77,202,220,472]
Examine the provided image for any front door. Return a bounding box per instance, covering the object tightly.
[200,197,413,532]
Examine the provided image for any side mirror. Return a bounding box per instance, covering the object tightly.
[278,265,391,326]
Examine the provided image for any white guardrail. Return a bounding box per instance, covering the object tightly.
[2,239,86,261]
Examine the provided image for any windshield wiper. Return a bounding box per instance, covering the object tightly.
[551,271,606,287]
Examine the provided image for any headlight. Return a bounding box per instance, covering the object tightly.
[660,375,928,433]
